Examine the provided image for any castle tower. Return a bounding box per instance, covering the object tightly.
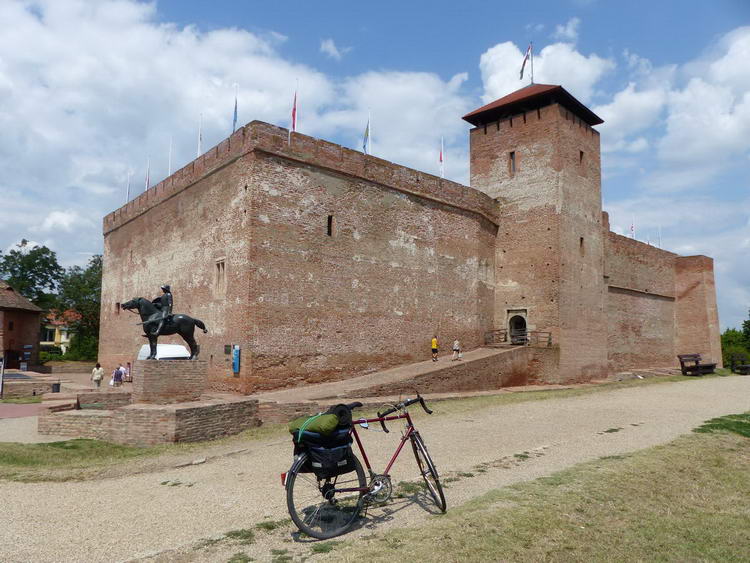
[464,84,609,381]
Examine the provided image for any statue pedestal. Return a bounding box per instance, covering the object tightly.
[132,360,207,404]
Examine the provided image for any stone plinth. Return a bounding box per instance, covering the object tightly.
[132,360,207,404]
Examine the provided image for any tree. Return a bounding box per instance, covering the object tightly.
[742,308,750,346]
[57,254,102,345]
[0,239,64,309]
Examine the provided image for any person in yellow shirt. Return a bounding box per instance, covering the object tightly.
[431,336,439,361]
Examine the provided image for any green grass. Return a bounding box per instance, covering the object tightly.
[224,529,255,545]
[329,414,750,562]
[227,553,253,563]
[0,396,43,404]
[603,427,623,433]
[694,412,750,438]
[255,518,291,532]
[311,540,343,553]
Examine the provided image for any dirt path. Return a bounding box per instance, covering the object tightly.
[2,376,749,562]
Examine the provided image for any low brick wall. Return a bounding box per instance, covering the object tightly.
[132,360,207,404]
[38,410,113,439]
[76,391,132,410]
[2,380,54,398]
[343,346,560,397]
[38,396,260,446]
[34,363,96,374]
[257,401,322,425]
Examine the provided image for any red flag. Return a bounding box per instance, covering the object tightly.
[291,91,297,132]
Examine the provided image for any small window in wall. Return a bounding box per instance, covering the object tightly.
[8,321,13,331]
[327,215,334,237]
[579,151,584,165]
[215,259,227,295]
[509,151,516,174]
[579,237,585,256]
[115,302,121,315]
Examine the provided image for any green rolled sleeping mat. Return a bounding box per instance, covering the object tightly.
[288,413,340,440]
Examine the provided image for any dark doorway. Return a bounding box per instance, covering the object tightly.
[509,315,527,345]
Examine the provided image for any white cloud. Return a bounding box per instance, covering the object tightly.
[594,83,667,152]
[320,38,351,61]
[552,17,580,42]
[0,0,475,268]
[479,40,614,104]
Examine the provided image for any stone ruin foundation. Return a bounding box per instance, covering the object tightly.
[37,360,260,446]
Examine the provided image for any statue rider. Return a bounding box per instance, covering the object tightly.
[150,284,173,336]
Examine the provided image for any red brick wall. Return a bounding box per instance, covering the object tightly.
[675,255,722,366]
[38,410,113,439]
[101,122,498,394]
[0,309,40,366]
[604,231,678,370]
[131,360,207,404]
[2,380,53,398]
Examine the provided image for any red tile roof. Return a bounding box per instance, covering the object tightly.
[0,281,43,312]
[463,83,603,127]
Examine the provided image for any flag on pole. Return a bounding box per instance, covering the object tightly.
[520,43,532,80]
[197,113,203,158]
[290,89,297,140]
[144,157,150,191]
[439,137,444,178]
[232,84,238,133]
[362,116,370,154]
[125,170,131,204]
[630,217,636,239]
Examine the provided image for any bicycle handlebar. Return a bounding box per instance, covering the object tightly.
[376,395,433,433]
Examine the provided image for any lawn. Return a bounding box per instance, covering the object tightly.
[326,412,750,562]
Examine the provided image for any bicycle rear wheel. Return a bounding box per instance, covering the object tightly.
[410,432,447,512]
[286,452,367,539]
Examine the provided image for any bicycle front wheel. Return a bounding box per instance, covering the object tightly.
[286,452,367,539]
[411,432,447,512]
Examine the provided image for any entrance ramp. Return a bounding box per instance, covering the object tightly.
[253,345,558,408]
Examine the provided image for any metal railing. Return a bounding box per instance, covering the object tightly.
[485,329,553,348]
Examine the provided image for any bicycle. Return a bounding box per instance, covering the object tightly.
[283,395,447,539]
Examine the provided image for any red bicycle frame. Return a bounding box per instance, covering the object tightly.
[335,410,416,494]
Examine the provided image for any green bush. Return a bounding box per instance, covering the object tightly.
[723,344,750,370]
[38,351,62,363]
[64,334,98,361]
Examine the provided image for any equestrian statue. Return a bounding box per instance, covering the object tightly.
[121,284,208,360]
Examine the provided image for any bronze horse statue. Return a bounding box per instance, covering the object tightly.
[121,297,208,359]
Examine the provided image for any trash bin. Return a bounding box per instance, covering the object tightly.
[51,380,61,393]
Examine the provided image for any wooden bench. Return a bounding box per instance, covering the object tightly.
[677,354,716,376]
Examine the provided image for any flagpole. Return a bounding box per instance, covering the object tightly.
[144,157,150,191]
[197,113,203,158]
[530,41,534,84]
[125,170,131,204]
[168,136,173,176]
[368,110,372,155]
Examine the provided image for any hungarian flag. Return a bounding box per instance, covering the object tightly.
[520,43,532,80]
[232,92,238,133]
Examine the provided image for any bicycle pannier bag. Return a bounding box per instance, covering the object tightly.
[307,443,355,479]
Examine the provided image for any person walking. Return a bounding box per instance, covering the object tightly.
[91,363,104,389]
[451,339,462,361]
[431,336,439,361]
[112,365,124,387]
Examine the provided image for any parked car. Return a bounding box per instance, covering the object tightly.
[136,344,191,361]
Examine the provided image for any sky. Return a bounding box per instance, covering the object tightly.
[0,0,749,329]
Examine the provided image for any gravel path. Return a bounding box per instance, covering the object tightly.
[2,376,749,562]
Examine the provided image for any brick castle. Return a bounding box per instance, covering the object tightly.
[98,84,722,394]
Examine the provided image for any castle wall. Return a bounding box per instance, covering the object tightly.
[101,121,498,393]
[245,150,497,391]
[675,255,722,366]
[604,231,678,370]
[99,147,255,392]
